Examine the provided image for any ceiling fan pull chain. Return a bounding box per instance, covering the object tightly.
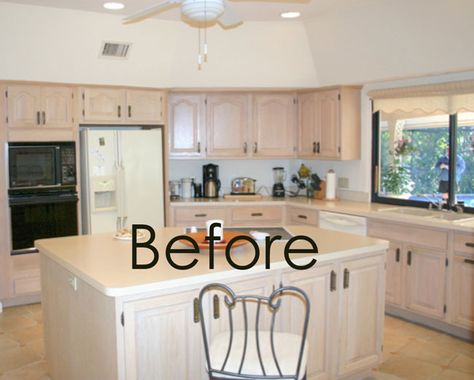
[197,26,202,70]
[204,0,208,62]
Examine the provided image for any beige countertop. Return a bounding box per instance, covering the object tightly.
[170,196,474,233]
[36,226,388,298]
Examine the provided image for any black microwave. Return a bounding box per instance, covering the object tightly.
[8,142,76,190]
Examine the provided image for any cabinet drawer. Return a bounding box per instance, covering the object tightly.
[454,232,474,255]
[13,275,41,296]
[287,207,318,225]
[174,207,227,226]
[231,206,283,226]
[367,220,448,250]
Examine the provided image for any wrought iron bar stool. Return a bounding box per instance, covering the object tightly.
[198,283,310,380]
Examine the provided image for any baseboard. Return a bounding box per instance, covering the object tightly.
[386,304,474,342]
[1,293,41,308]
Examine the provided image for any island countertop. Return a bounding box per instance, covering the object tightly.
[36,225,388,297]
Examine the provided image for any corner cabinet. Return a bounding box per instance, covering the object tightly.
[297,87,361,160]
[81,88,164,125]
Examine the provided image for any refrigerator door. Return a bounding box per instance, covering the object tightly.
[119,128,165,228]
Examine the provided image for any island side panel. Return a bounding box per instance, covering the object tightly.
[40,254,119,380]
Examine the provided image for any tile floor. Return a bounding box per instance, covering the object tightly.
[0,303,473,379]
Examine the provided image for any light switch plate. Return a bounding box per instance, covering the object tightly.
[338,177,349,189]
[68,277,78,291]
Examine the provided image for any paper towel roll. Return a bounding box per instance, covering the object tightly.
[325,170,336,200]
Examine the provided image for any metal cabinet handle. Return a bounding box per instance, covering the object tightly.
[466,242,474,248]
[213,295,220,319]
[36,111,41,125]
[464,259,474,265]
[197,141,201,153]
[253,142,258,154]
[128,105,132,118]
[297,215,308,220]
[42,111,46,125]
[312,142,317,153]
[330,270,337,292]
[316,142,320,154]
[251,212,263,217]
[343,268,350,289]
[407,251,412,266]
[117,105,121,118]
[194,213,207,217]
[193,298,200,323]
[395,248,400,262]
[243,142,248,154]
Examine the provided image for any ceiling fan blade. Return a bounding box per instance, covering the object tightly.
[217,3,242,28]
[122,0,182,24]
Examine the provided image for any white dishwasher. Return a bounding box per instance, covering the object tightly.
[318,211,367,236]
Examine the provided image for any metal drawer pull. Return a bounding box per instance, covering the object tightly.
[117,105,121,118]
[343,268,350,289]
[395,248,400,262]
[312,142,317,153]
[128,105,132,118]
[194,213,207,217]
[316,142,320,153]
[465,242,474,248]
[213,295,220,319]
[297,215,308,220]
[197,141,201,153]
[464,259,474,265]
[330,270,337,291]
[253,142,258,154]
[251,212,263,217]
[36,111,41,125]
[243,142,248,153]
[193,298,200,323]
[42,111,46,125]
[407,251,412,266]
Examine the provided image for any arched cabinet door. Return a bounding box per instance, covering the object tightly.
[6,85,42,128]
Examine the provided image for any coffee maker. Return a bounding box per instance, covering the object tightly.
[203,164,221,198]
[272,167,286,197]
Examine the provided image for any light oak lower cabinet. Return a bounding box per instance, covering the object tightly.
[286,206,319,226]
[384,242,403,307]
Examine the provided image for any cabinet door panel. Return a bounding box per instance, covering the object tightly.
[7,85,41,128]
[298,93,317,157]
[317,90,340,159]
[252,94,296,157]
[338,255,384,377]
[123,290,206,380]
[452,255,474,329]
[385,242,403,307]
[126,90,163,123]
[41,87,74,128]
[83,88,125,122]
[282,265,336,380]
[206,94,249,157]
[169,94,204,157]
[405,246,446,319]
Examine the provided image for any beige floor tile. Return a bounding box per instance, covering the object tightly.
[0,336,19,352]
[0,316,37,333]
[396,322,442,342]
[384,316,410,331]
[378,355,443,380]
[400,339,459,366]
[364,371,406,380]
[435,368,474,380]
[0,360,50,380]
[383,332,413,354]
[449,353,474,375]
[26,339,45,358]
[6,324,43,345]
[0,306,31,319]
[430,334,474,356]
[0,346,41,374]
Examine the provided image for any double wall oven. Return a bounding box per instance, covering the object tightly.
[8,142,78,255]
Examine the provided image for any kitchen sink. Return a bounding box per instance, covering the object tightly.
[378,207,474,223]
[378,207,433,217]
[428,212,474,222]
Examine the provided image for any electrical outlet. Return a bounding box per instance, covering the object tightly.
[338,177,349,189]
[68,276,78,291]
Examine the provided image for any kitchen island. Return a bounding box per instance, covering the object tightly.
[37,226,388,380]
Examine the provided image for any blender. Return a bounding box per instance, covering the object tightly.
[272,167,286,197]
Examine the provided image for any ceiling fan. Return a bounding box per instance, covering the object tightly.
[123,0,242,28]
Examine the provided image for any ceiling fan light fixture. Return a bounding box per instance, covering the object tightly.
[182,0,225,22]
[280,11,301,19]
[103,2,125,11]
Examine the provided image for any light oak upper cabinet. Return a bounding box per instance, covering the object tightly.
[169,93,205,158]
[206,94,250,158]
[297,87,361,160]
[252,93,296,157]
[6,85,74,129]
[82,88,164,124]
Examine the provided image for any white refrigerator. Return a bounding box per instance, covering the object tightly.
[80,126,165,234]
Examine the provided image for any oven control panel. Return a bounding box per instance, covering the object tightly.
[60,145,76,185]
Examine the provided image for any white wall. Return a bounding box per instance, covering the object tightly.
[304,0,474,86]
[0,2,318,88]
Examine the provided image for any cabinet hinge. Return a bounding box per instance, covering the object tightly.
[82,109,85,117]
[204,98,207,105]
[121,312,125,326]
[5,90,8,98]
[445,258,449,267]
[6,116,8,124]
[71,92,74,99]
[338,93,341,101]
[381,344,384,352]
[160,96,163,102]
[443,304,447,314]
[293,98,297,104]
[82,92,85,100]
[338,146,341,153]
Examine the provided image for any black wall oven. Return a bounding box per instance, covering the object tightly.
[8,142,78,255]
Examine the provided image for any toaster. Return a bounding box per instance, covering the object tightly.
[231,177,256,195]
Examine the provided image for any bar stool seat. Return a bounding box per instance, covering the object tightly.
[209,331,309,379]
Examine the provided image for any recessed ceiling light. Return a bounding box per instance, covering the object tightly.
[103,2,125,10]
[280,11,301,19]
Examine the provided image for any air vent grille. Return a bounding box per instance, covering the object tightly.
[100,42,131,59]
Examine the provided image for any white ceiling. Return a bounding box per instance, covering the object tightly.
[0,0,376,21]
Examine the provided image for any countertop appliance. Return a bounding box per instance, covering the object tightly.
[7,142,78,255]
[272,167,286,197]
[319,211,367,236]
[231,177,256,195]
[80,126,165,234]
[203,163,220,198]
